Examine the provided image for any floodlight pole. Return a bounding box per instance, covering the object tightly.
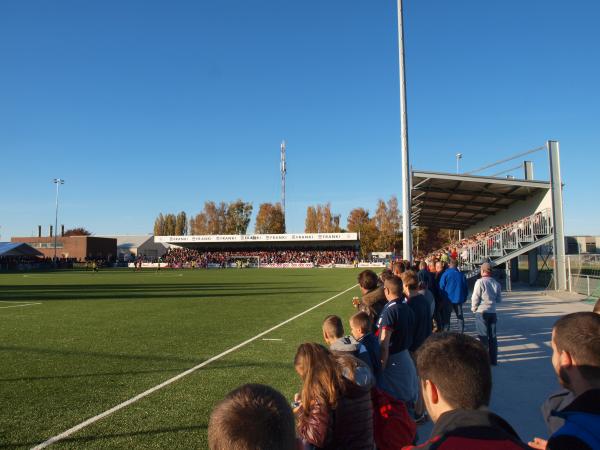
[280,140,287,231]
[53,178,65,262]
[456,153,462,174]
[397,0,412,262]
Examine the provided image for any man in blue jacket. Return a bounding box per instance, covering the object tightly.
[438,259,468,333]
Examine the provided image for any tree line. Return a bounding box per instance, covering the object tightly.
[152,195,454,257]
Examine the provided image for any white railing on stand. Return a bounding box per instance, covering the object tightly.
[456,209,553,273]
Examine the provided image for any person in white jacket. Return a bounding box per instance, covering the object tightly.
[471,263,502,365]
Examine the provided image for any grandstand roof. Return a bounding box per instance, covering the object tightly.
[411,171,551,230]
[0,242,44,257]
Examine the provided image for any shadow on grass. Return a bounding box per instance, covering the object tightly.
[0,283,338,301]
[0,345,293,381]
[1,424,207,449]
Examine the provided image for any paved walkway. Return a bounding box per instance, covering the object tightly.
[417,285,592,444]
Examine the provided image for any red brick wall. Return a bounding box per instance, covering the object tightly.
[11,236,117,261]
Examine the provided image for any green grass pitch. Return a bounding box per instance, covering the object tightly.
[0,268,362,449]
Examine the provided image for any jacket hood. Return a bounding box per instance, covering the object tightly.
[432,408,522,441]
[362,286,386,307]
[330,336,360,353]
[554,388,600,416]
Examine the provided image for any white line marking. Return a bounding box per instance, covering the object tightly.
[262,338,283,341]
[31,283,358,449]
[0,302,42,309]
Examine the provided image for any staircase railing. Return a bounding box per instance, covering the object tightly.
[460,208,553,273]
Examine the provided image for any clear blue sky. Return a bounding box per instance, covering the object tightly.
[1,0,598,239]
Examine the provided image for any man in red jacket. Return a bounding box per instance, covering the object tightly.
[403,333,529,450]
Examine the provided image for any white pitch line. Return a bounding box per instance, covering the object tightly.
[31,283,359,449]
[262,338,283,341]
[0,302,42,309]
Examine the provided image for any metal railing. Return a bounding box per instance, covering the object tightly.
[461,209,553,271]
[425,209,553,274]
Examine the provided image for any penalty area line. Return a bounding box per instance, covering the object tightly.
[31,283,359,449]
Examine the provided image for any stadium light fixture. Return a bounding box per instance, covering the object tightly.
[456,153,463,174]
[53,178,65,262]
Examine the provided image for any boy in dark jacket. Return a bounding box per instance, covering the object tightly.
[349,311,381,377]
[403,333,529,450]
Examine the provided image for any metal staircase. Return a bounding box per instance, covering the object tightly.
[451,209,554,278]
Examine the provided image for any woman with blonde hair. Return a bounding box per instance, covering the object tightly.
[293,343,373,449]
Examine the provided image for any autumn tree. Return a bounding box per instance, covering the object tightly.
[188,200,252,235]
[154,213,165,235]
[414,227,454,256]
[305,206,319,233]
[163,214,177,235]
[347,208,379,259]
[255,203,285,234]
[189,212,208,234]
[63,227,92,236]
[175,211,188,236]
[225,200,253,234]
[305,203,341,233]
[204,201,227,234]
[374,196,402,252]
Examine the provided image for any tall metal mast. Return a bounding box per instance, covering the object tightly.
[280,140,286,229]
[397,0,412,262]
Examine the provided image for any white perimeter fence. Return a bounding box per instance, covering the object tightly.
[567,254,600,298]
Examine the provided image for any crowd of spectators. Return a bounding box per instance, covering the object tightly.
[207,267,600,450]
[425,210,550,266]
[161,247,358,268]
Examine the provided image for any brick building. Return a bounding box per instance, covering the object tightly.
[10,236,117,261]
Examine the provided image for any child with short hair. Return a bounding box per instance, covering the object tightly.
[350,311,381,377]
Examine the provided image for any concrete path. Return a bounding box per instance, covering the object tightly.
[416,285,592,444]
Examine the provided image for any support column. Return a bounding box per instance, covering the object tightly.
[528,249,539,286]
[511,257,519,282]
[548,140,567,290]
[505,263,512,292]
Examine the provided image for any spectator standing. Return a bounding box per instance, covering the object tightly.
[377,276,418,405]
[432,261,446,332]
[354,270,387,332]
[439,260,468,332]
[401,271,432,353]
[208,383,297,450]
[401,270,432,423]
[349,311,381,377]
[293,343,374,450]
[404,333,530,449]
[529,312,600,450]
[471,262,502,365]
[417,261,434,291]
